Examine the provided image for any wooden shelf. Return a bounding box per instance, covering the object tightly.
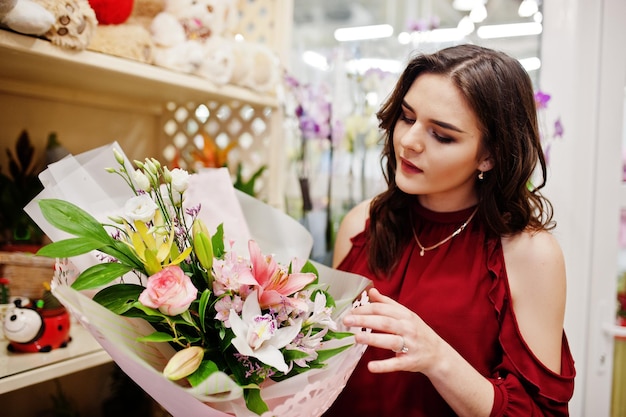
[0,322,111,394]
[0,29,278,109]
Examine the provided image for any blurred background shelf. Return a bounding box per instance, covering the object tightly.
[0,323,111,394]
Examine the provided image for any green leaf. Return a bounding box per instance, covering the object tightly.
[282,348,310,361]
[36,237,105,258]
[92,284,144,314]
[244,387,269,415]
[71,262,133,290]
[136,331,176,343]
[315,344,353,363]
[199,289,211,333]
[212,224,225,258]
[187,359,219,387]
[323,329,354,340]
[38,199,110,241]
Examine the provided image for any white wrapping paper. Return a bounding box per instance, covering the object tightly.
[25,143,371,417]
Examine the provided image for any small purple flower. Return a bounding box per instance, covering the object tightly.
[553,117,564,138]
[534,90,551,109]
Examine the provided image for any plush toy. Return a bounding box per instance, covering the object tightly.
[31,0,98,50]
[0,0,54,35]
[149,0,238,76]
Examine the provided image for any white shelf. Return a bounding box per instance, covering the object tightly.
[0,322,111,394]
[0,29,278,109]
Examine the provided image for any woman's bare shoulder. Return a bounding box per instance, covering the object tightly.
[501,229,566,373]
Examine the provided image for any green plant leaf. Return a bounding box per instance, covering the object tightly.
[71,262,133,290]
[92,283,144,314]
[187,359,219,386]
[36,237,105,258]
[199,289,211,333]
[38,199,111,241]
[244,387,269,415]
[136,331,176,343]
[211,224,225,258]
[314,344,353,363]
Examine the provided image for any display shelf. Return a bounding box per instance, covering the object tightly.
[0,322,111,394]
[0,29,278,109]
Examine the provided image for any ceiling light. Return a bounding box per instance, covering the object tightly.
[345,58,402,75]
[399,28,468,45]
[476,22,542,39]
[453,0,479,12]
[302,51,329,71]
[457,16,475,36]
[518,57,541,71]
[470,4,488,23]
[518,0,539,17]
[334,24,394,42]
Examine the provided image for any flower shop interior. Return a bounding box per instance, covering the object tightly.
[0,0,624,416]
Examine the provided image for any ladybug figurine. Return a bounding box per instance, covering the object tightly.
[3,290,71,353]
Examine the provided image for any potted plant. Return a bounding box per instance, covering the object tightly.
[0,130,45,252]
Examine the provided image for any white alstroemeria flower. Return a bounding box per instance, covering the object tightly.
[304,292,337,330]
[131,169,151,192]
[124,194,158,223]
[229,291,302,373]
[169,168,190,193]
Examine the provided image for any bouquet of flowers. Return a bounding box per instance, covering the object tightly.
[25,143,370,417]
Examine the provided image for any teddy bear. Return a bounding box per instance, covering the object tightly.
[30,0,98,50]
[86,0,158,63]
[149,0,239,77]
[0,0,55,35]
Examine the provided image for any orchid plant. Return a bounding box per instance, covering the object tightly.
[534,90,564,165]
[35,149,352,415]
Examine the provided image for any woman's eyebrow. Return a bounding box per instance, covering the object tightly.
[401,101,466,133]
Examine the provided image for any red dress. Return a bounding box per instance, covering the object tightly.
[324,203,575,417]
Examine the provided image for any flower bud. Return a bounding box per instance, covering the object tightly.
[131,169,151,192]
[113,148,125,165]
[134,160,145,170]
[107,215,125,224]
[163,166,172,183]
[163,346,204,381]
[150,158,162,170]
[104,167,116,173]
[193,219,213,270]
[145,159,158,175]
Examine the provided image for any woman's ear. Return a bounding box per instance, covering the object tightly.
[479,155,494,172]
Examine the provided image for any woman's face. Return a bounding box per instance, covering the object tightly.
[393,73,491,211]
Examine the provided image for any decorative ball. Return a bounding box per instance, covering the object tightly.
[88,0,135,25]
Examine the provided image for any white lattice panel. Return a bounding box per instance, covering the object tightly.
[161,100,274,201]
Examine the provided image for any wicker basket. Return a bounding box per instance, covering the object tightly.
[0,251,55,301]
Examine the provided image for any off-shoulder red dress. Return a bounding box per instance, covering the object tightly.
[324,203,575,417]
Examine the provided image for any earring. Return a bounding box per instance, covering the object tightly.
[478,171,484,180]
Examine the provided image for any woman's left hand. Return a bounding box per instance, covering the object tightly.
[342,287,444,375]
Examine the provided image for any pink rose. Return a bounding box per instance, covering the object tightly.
[139,266,197,316]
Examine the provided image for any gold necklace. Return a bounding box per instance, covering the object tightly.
[412,207,479,256]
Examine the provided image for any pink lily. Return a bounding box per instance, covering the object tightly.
[248,240,316,309]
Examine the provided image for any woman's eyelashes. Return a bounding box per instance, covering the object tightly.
[399,112,416,124]
[429,128,453,144]
[399,108,454,144]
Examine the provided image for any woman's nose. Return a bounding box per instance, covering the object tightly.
[400,124,425,153]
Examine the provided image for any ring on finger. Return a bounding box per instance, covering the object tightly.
[393,336,409,354]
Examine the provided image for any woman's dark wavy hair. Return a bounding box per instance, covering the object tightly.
[368,44,554,275]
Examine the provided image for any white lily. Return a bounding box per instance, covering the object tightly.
[229,290,302,373]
